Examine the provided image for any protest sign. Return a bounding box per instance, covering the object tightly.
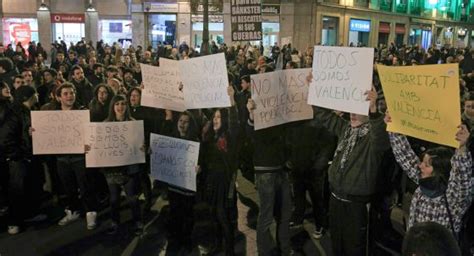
[84,121,145,167]
[251,69,313,130]
[31,110,89,154]
[377,64,460,148]
[180,53,231,109]
[231,0,262,41]
[140,61,186,112]
[150,134,200,192]
[308,46,374,115]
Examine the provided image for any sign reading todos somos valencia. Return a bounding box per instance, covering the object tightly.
[307,46,374,115]
[231,0,262,41]
[377,64,460,148]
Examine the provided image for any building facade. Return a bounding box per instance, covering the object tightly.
[1,0,473,55]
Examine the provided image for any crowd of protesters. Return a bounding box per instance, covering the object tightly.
[0,37,473,256]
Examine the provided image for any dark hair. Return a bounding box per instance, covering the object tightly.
[175,111,199,141]
[241,75,251,84]
[402,222,461,256]
[204,108,230,142]
[55,82,76,97]
[71,65,83,74]
[0,57,14,72]
[127,87,141,105]
[0,81,10,101]
[422,147,454,185]
[106,94,132,122]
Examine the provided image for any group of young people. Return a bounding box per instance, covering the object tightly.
[0,39,473,256]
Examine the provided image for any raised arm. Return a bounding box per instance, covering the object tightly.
[389,132,422,184]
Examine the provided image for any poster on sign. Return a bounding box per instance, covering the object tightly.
[308,46,374,115]
[84,121,145,168]
[140,60,186,112]
[150,134,200,192]
[251,69,313,130]
[180,53,231,109]
[377,64,460,148]
[231,0,262,41]
[31,110,89,155]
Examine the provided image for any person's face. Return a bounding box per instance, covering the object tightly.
[464,100,474,117]
[44,72,54,83]
[1,86,11,99]
[37,54,44,62]
[57,53,64,62]
[124,55,131,63]
[97,87,108,104]
[68,53,75,60]
[114,100,127,117]
[59,88,76,107]
[130,90,140,106]
[22,71,33,84]
[124,72,133,82]
[78,57,86,65]
[419,154,434,178]
[241,79,250,91]
[89,57,97,66]
[213,110,222,131]
[107,71,118,79]
[350,113,368,127]
[73,68,84,81]
[258,57,265,66]
[177,114,190,136]
[144,51,151,59]
[13,78,24,89]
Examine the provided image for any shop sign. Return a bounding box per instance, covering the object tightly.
[350,19,370,32]
[262,4,280,15]
[197,5,221,13]
[144,2,179,13]
[51,14,85,23]
[231,0,263,41]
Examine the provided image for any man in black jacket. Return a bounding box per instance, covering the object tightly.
[0,86,44,234]
[70,65,93,106]
[247,99,292,256]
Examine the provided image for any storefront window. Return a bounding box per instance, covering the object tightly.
[148,14,176,48]
[99,20,132,46]
[322,16,338,46]
[409,26,432,49]
[53,23,85,45]
[2,18,39,49]
[192,22,224,48]
[262,22,279,53]
[395,23,406,46]
[378,22,390,46]
[349,19,370,46]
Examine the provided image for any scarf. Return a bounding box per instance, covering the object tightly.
[334,123,370,171]
[419,176,447,198]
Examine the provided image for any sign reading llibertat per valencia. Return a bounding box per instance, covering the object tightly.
[377,64,460,148]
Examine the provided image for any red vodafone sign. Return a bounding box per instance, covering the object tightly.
[51,14,85,23]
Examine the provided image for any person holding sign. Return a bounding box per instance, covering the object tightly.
[385,112,472,239]
[199,86,239,256]
[87,94,144,235]
[52,83,99,230]
[312,81,390,255]
[160,110,201,253]
[89,83,114,122]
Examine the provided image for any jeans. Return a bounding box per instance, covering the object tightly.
[255,171,292,256]
[107,172,142,224]
[57,156,97,212]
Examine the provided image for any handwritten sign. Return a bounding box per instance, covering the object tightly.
[150,134,200,192]
[84,121,145,167]
[377,64,460,147]
[308,46,374,115]
[140,61,186,112]
[231,0,262,41]
[31,110,89,154]
[180,53,231,109]
[251,69,313,130]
